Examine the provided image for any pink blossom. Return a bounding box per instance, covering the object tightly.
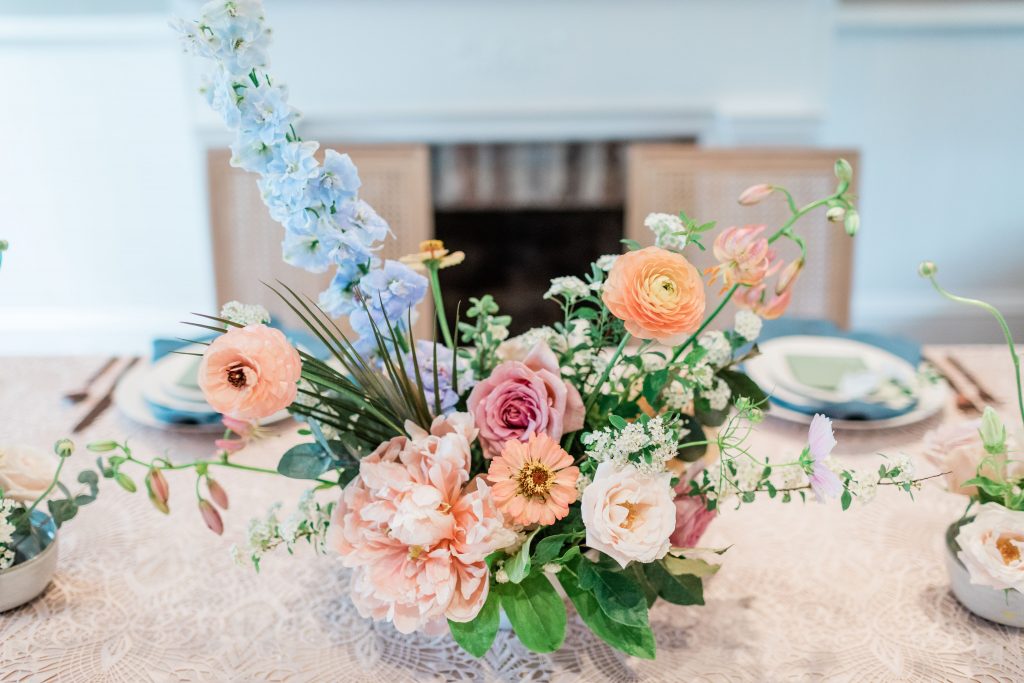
[807,414,842,503]
[328,412,516,634]
[467,342,584,458]
[737,184,774,206]
[706,225,781,292]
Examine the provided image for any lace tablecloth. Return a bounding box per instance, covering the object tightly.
[1,347,1022,682]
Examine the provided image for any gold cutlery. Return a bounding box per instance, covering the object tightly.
[945,354,999,405]
[62,356,118,404]
[71,357,140,433]
[923,353,985,414]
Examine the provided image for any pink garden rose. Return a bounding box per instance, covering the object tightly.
[328,413,516,634]
[670,487,717,548]
[198,324,301,420]
[467,342,584,458]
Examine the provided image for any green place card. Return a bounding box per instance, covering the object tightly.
[785,354,868,391]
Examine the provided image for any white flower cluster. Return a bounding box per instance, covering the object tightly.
[705,378,732,411]
[581,416,687,475]
[0,498,17,570]
[595,254,619,272]
[231,491,332,569]
[846,470,879,504]
[773,463,808,492]
[734,310,763,341]
[644,213,687,251]
[698,330,732,367]
[889,453,915,483]
[220,301,271,326]
[544,276,591,301]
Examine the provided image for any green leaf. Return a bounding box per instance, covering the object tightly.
[620,238,642,251]
[841,489,852,511]
[577,559,649,628]
[277,443,332,480]
[662,555,720,578]
[505,528,540,584]
[719,369,768,404]
[644,560,705,605]
[532,534,570,566]
[449,588,500,657]
[642,370,669,407]
[47,499,78,528]
[497,573,567,653]
[607,414,628,430]
[677,414,707,462]
[694,399,728,427]
[558,565,656,659]
[626,563,660,607]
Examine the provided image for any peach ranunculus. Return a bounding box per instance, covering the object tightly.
[467,342,584,459]
[601,246,706,346]
[581,461,677,568]
[198,324,301,420]
[328,413,517,635]
[705,225,781,293]
[487,433,580,526]
[0,444,56,503]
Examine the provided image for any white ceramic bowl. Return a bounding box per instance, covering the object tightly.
[945,522,1024,627]
[0,532,59,612]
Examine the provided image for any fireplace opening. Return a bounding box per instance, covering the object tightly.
[435,208,623,334]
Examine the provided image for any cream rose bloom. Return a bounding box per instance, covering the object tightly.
[921,420,1023,496]
[957,504,1024,593]
[0,444,56,502]
[581,461,676,568]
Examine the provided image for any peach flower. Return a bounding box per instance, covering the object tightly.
[733,259,803,320]
[705,225,780,292]
[601,246,706,346]
[486,433,580,526]
[329,413,516,634]
[581,461,676,568]
[920,419,1022,496]
[467,342,584,458]
[198,324,301,420]
[0,444,56,503]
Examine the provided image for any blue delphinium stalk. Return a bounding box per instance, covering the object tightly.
[173,0,426,352]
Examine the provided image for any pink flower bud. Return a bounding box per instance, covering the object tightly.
[737,184,774,206]
[147,468,170,506]
[207,478,230,510]
[775,259,804,296]
[221,416,255,438]
[215,438,246,454]
[199,499,224,535]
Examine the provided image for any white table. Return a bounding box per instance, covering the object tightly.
[1,348,1022,682]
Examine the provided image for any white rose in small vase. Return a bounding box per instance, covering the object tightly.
[581,461,676,568]
[0,444,56,502]
[957,504,1024,593]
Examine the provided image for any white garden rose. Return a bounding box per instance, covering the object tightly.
[957,504,1024,593]
[920,420,1023,496]
[0,444,56,502]
[581,461,676,568]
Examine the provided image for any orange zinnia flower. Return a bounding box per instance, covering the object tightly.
[486,433,579,526]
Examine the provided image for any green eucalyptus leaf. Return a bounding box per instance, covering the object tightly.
[497,573,566,653]
[47,499,78,528]
[277,443,332,480]
[448,589,500,657]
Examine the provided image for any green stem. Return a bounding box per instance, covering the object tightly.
[426,264,455,350]
[25,457,66,517]
[127,454,335,486]
[566,333,632,453]
[927,274,1024,431]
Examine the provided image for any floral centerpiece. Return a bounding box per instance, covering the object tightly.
[917,264,1024,622]
[83,0,939,658]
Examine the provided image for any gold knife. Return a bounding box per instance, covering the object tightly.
[72,357,140,433]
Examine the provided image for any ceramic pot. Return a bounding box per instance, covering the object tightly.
[945,520,1024,627]
[0,511,59,612]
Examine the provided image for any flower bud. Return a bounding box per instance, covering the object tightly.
[826,206,846,223]
[207,478,230,510]
[917,261,938,278]
[834,158,853,184]
[776,259,804,295]
[147,468,170,506]
[199,499,224,535]
[737,184,774,206]
[844,210,860,237]
[87,440,119,453]
[54,438,75,458]
[979,406,1007,455]
[115,472,137,493]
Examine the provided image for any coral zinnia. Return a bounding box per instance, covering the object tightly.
[486,433,579,526]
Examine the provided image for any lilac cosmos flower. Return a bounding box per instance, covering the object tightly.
[807,413,843,503]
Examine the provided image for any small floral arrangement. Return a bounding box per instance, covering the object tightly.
[918,263,1024,594]
[0,440,97,571]
[84,0,938,658]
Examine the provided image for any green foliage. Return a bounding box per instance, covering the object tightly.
[503,528,540,584]
[643,559,705,606]
[457,295,510,379]
[449,589,500,657]
[719,369,768,405]
[496,573,567,653]
[277,443,335,480]
[676,415,707,461]
[577,558,649,628]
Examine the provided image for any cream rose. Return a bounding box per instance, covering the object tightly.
[957,504,1024,593]
[921,420,1023,496]
[581,461,676,568]
[0,444,56,502]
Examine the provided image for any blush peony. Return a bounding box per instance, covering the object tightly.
[601,246,706,346]
[957,504,1024,593]
[328,413,517,634]
[581,461,677,568]
[467,342,584,459]
[198,324,302,420]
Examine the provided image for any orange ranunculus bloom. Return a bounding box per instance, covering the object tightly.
[601,246,706,346]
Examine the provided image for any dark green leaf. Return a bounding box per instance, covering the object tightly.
[642,370,670,408]
[449,588,500,657]
[497,573,567,653]
[277,443,332,480]
[677,414,707,462]
[532,534,570,566]
[558,564,656,659]
[841,489,853,510]
[47,499,78,528]
[577,559,649,628]
[644,560,705,606]
[719,369,768,404]
[694,399,728,427]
